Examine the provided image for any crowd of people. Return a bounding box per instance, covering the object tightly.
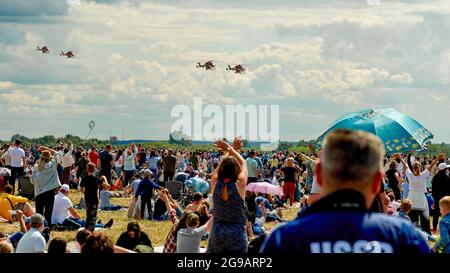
[0,131,450,254]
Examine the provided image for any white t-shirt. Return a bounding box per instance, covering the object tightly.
[51,192,73,224]
[405,169,429,193]
[1,151,11,166]
[8,147,25,167]
[16,228,46,253]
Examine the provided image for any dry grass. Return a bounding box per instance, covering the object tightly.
[0,190,300,248]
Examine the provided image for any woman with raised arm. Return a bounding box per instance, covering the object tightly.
[397,152,444,234]
[33,146,62,226]
[206,137,248,253]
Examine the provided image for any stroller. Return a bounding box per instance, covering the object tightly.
[165,180,185,206]
[18,175,35,200]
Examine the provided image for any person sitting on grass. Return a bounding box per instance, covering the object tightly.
[0,238,14,253]
[163,212,190,253]
[16,213,47,253]
[153,189,183,221]
[81,232,114,254]
[48,237,67,254]
[99,180,126,211]
[0,184,34,222]
[116,221,153,251]
[176,212,213,253]
[185,192,203,212]
[68,229,92,253]
[52,184,113,230]
[432,196,450,253]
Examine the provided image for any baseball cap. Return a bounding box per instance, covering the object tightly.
[438,163,450,171]
[60,184,70,192]
[30,213,45,225]
[142,169,154,176]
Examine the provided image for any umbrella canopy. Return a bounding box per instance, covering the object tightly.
[0,167,11,177]
[246,182,283,196]
[316,108,433,154]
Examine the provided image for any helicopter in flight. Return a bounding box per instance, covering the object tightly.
[226,64,247,74]
[36,46,50,54]
[60,51,75,58]
[196,60,217,70]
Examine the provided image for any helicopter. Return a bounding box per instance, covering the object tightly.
[60,51,75,58]
[226,64,247,74]
[196,60,216,70]
[36,46,50,54]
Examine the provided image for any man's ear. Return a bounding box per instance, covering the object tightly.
[371,170,383,194]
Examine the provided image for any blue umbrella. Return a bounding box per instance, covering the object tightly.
[316,108,433,154]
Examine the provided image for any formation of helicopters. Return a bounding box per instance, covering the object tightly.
[36,45,248,73]
[197,60,248,74]
[36,45,76,58]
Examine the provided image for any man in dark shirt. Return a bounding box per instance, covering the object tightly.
[163,149,177,183]
[99,144,114,185]
[261,129,430,254]
[116,221,152,251]
[80,163,107,232]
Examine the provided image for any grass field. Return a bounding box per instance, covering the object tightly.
[0,190,300,249]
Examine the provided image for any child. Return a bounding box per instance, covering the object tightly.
[99,178,125,211]
[79,163,108,232]
[135,169,162,220]
[432,196,450,253]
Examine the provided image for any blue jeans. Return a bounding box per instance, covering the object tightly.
[8,232,24,248]
[100,205,124,211]
[62,217,104,229]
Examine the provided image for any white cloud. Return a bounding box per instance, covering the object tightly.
[390,73,413,84]
[1,1,450,142]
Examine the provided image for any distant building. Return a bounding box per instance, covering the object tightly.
[110,136,118,142]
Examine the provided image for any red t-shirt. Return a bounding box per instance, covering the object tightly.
[89,151,99,167]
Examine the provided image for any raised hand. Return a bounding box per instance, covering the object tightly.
[232,137,244,151]
[214,140,232,153]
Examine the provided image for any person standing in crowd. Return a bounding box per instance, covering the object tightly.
[88,147,99,168]
[385,160,403,201]
[147,150,161,181]
[79,162,108,232]
[163,149,177,185]
[8,139,27,193]
[301,152,316,194]
[207,138,248,253]
[76,152,89,185]
[33,146,61,226]
[60,141,74,185]
[135,169,162,220]
[114,149,123,179]
[0,146,12,190]
[99,144,114,185]
[281,157,301,207]
[261,130,430,253]
[431,163,450,232]
[123,144,138,187]
[432,196,450,253]
[246,151,258,184]
[397,152,442,234]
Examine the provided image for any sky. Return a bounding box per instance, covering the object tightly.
[1,0,450,142]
